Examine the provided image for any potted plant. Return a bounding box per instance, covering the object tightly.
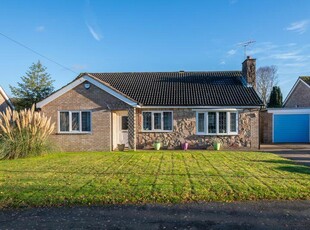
[117,144,125,151]
[154,139,161,150]
[182,141,189,150]
[213,139,221,150]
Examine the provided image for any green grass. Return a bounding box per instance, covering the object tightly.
[0,151,310,208]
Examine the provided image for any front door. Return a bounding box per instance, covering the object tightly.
[113,111,129,149]
[119,115,128,146]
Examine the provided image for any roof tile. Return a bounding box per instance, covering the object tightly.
[88,71,263,106]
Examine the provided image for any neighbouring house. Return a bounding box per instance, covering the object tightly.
[261,77,310,144]
[37,56,263,151]
[0,86,14,112]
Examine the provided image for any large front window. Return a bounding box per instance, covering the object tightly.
[196,111,238,135]
[59,111,91,133]
[142,111,173,132]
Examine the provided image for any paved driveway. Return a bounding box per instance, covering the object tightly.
[1,201,310,229]
[261,144,310,167]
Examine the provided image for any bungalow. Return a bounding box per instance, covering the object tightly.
[0,86,14,112]
[37,56,263,151]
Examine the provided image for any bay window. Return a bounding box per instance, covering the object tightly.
[142,111,173,132]
[196,111,238,135]
[59,111,91,133]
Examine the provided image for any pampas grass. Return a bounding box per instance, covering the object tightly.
[0,105,55,159]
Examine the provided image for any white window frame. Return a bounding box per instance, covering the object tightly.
[196,111,238,135]
[58,111,92,134]
[142,111,173,132]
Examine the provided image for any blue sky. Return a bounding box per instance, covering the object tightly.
[0,0,310,98]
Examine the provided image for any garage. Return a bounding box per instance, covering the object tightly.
[274,114,309,143]
[268,108,310,143]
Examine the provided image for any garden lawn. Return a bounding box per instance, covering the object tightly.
[0,151,310,208]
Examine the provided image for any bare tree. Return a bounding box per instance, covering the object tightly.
[256,66,278,105]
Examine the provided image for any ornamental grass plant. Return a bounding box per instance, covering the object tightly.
[0,105,55,159]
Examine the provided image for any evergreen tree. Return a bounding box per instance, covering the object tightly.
[267,86,283,108]
[10,61,54,110]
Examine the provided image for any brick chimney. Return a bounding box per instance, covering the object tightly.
[242,56,256,89]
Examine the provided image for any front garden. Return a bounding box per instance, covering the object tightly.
[0,150,309,208]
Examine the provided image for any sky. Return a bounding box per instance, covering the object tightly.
[0,0,310,98]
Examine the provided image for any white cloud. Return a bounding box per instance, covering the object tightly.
[247,41,310,97]
[220,60,226,65]
[35,26,45,32]
[86,23,102,41]
[285,20,309,34]
[227,49,237,56]
[72,64,87,71]
[229,0,238,4]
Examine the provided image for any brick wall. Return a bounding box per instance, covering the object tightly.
[285,81,310,108]
[40,81,130,152]
[260,110,273,144]
[136,108,260,149]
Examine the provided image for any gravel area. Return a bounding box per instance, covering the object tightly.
[1,201,310,229]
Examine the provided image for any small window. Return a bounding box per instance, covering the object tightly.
[208,112,216,134]
[82,112,91,132]
[197,113,205,133]
[71,112,80,131]
[143,112,152,130]
[121,116,128,130]
[153,112,162,130]
[230,113,237,132]
[163,112,172,130]
[142,111,173,132]
[59,111,91,133]
[219,112,227,133]
[60,112,69,132]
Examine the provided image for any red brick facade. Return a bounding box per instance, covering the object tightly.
[284,81,310,108]
[40,82,129,151]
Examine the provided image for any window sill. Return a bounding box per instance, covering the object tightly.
[57,132,92,135]
[196,133,238,136]
[141,130,173,133]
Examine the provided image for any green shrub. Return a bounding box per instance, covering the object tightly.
[0,105,55,159]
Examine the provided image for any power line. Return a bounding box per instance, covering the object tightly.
[0,32,78,74]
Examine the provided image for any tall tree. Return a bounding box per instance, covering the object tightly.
[267,86,283,108]
[256,65,278,106]
[10,61,54,110]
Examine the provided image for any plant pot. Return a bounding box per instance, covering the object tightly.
[213,143,221,150]
[154,142,161,150]
[182,142,189,150]
[118,144,125,151]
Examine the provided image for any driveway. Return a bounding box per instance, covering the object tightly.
[1,201,310,229]
[260,144,310,167]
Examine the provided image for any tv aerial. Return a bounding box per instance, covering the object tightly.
[238,40,256,58]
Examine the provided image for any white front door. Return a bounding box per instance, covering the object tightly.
[113,111,129,149]
[119,115,128,146]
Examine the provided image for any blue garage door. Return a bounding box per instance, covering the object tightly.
[274,114,309,143]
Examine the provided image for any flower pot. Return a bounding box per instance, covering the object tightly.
[182,143,189,150]
[213,143,221,150]
[154,142,161,150]
[118,144,125,151]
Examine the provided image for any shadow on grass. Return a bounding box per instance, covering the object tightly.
[251,160,296,165]
[276,165,310,175]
